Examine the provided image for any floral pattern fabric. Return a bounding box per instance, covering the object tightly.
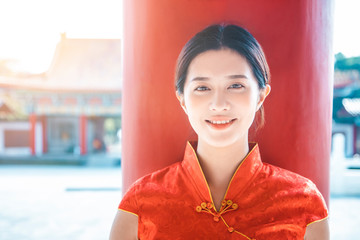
[119,142,328,240]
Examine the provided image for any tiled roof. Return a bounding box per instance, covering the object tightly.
[46,36,121,90]
[0,95,27,120]
[0,36,122,92]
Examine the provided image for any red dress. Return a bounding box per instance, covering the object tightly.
[119,142,328,239]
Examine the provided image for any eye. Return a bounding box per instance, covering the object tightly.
[228,83,244,89]
[194,86,210,91]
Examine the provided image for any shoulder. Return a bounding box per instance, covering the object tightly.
[131,161,183,191]
[260,162,315,188]
[118,162,183,214]
[258,163,328,224]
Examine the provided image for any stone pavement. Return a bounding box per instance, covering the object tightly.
[0,165,359,240]
[0,166,122,240]
[329,196,360,240]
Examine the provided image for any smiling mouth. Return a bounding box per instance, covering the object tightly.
[206,119,235,124]
[205,118,237,129]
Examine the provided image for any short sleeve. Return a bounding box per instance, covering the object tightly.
[118,182,139,216]
[304,180,329,226]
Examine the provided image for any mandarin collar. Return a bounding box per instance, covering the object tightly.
[181,141,263,202]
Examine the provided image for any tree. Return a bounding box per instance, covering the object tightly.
[334,52,360,71]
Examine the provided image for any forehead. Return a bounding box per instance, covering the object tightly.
[186,48,253,79]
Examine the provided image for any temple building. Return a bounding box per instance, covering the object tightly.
[333,67,360,157]
[0,34,121,164]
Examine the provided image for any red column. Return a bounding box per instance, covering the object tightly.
[29,113,36,155]
[122,0,334,202]
[80,115,87,155]
[41,116,47,154]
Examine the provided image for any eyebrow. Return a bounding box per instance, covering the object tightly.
[227,74,248,79]
[190,77,209,82]
[190,74,248,82]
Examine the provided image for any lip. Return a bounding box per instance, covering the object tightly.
[205,118,237,130]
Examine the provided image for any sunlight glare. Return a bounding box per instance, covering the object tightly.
[0,0,122,73]
[333,0,360,57]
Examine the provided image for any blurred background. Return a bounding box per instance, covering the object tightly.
[0,1,123,239]
[0,0,359,239]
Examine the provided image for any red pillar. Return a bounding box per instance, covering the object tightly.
[29,113,36,155]
[80,115,87,155]
[122,0,334,202]
[41,116,47,154]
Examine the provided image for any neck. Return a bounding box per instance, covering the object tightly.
[196,138,249,209]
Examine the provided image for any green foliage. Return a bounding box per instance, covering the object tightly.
[335,52,360,71]
[335,52,346,61]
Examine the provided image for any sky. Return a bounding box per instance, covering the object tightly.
[333,0,360,58]
[0,0,122,73]
[0,0,359,74]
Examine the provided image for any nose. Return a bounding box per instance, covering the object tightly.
[209,90,230,111]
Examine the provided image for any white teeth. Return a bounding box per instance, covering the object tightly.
[210,120,232,124]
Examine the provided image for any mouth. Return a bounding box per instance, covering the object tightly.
[205,118,237,130]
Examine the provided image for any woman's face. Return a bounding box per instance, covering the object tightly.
[177,48,270,148]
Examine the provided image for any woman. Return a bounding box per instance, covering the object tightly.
[110,24,329,239]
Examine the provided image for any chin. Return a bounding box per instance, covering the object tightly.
[200,136,245,149]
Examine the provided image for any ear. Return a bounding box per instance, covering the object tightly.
[176,91,188,115]
[256,84,271,111]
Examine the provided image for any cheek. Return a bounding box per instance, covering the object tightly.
[247,89,261,108]
[184,94,205,113]
[233,93,259,119]
[234,92,256,107]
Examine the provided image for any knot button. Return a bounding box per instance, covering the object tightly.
[195,206,202,212]
[228,227,234,233]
